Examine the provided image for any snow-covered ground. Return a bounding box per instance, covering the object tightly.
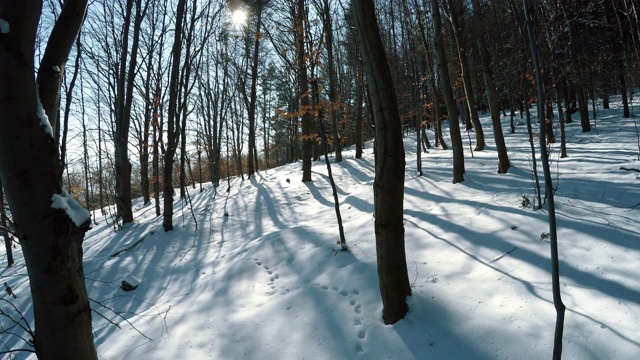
[2,101,640,359]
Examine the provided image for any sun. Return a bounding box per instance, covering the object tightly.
[230,8,248,29]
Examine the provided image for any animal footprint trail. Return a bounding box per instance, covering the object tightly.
[253,258,287,296]
[318,283,366,353]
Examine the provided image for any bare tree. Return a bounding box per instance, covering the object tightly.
[351,0,412,325]
[296,0,313,182]
[0,0,97,357]
[524,2,565,358]
[444,0,485,151]
[246,0,264,177]
[114,0,147,224]
[318,0,342,162]
[431,0,465,183]
[471,0,510,173]
[163,0,187,231]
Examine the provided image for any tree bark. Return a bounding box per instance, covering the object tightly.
[152,80,162,217]
[620,72,630,118]
[431,0,465,183]
[445,0,485,151]
[297,0,312,182]
[163,0,187,231]
[559,0,590,132]
[178,0,199,199]
[322,0,342,162]
[355,60,364,159]
[114,0,144,223]
[247,0,263,177]
[139,1,158,206]
[0,178,13,267]
[58,31,82,184]
[352,0,412,325]
[471,0,510,173]
[0,1,97,358]
[524,3,566,358]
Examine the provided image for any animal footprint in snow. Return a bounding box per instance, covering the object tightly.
[354,304,362,314]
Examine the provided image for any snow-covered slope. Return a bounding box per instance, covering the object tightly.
[1,102,639,359]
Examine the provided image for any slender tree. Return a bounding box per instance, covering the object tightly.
[471,0,510,173]
[431,0,465,183]
[524,2,566,358]
[247,0,264,178]
[114,0,146,224]
[297,0,312,182]
[163,0,187,231]
[320,0,342,162]
[445,0,485,151]
[58,25,82,184]
[558,0,590,132]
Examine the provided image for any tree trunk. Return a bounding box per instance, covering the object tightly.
[544,72,556,143]
[352,0,412,325]
[114,0,135,224]
[0,178,13,267]
[310,77,347,249]
[178,1,198,199]
[523,71,543,210]
[445,0,485,151]
[400,0,422,175]
[0,1,97,358]
[262,89,270,169]
[163,0,187,231]
[355,60,364,159]
[297,0,312,182]
[471,0,510,173]
[563,78,574,124]
[524,4,566,358]
[431,0,465,183]
[140,10,156,206]
[58,32,82,184]
[322,0,342,162]
[80,63,92,212]
[153,80,162,217]
[555,77,568,158]
[247,0,263,177]
[413,0,446,150]
[559,0,590,132]
[620,73,630,118]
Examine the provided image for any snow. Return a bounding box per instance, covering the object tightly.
[51,190,90,227]
[51,65,61,73]
[35,84,54,138]
[122,274,140,287]
[1,99,640,359]
[0,18,9,34]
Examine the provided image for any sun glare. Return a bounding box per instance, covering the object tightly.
[230,8,248,29]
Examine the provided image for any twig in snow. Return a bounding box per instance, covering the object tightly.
[89,298,152,341]
[410,262,418,288]
[110,236,147,257]
[0,298,35,352]
[627,202,640,212]
[491,246,518,262]
[162,305,171,335]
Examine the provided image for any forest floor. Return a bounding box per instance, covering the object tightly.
[2,100,640,359]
